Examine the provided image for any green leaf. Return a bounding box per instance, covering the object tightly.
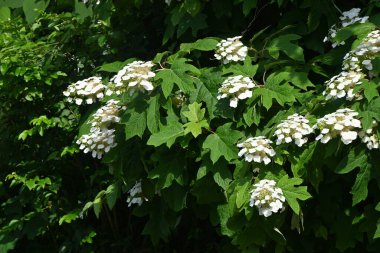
[0,7,10,21]
[374,219,380,239]
[362,80,379,102]
[182,102,209,137]
[211,161,232,190]
[74,0,93,21]
[351,164,371,206]
[268,70,314,90]
[147,96,160,133]
[147,122,184,148]
[335,148,367,174]
[155,58,200,97]
[277,175,311,214]
[148,151,186,189]
[291,142,317,177]
[123,111,147,140]
[180,38,219,53]
[105,184,120,210]
[242,0,257,16]
[254,73,296,110]
[335,22,376,46]
[162,183,187,211]
[98,61,125,73]
[93,198,102,219]
[0,0,23,8]
[23,0,50,24]
[202,123,243,163]
[59,211,79,225]
[222,57,258,77]
[268,34,304,62]
[235,181,250,208]
[183,0,201,16]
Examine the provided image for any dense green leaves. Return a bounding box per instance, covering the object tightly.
[203,123,243,163]
[277,175,312,215]
[2,1,380,252]
[155,58,200,97]
[147,122,184,148]
[267,34,304,62]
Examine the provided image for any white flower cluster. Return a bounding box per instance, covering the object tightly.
[274,114,313,147]
[343,30,380,72]
[324,8,369,48]
[77,100,125,159]
[237,137,276,164]
[214,36,248,64]
[323,71,363,100]
[63,76,105,105]
[217,75,256,108]
[91,99,126,131]
[126,181,147,207]
[359,121,379,150]
[172,91,187,108]
[249,179,286,217]
[76,128,117,159]
[313,108,361,144]
[106,61,155,96]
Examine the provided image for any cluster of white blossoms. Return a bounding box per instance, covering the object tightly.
[249,179,286,217]
[172,91,187,108]
[126,181,147,207]
[324,8,369,48]
[91,99,126,131]
[76,128,117,159]
[106,61,155,96]
[214,36,248,64]
[237,137,276,164]
[359,121,379,150]
[323,71,363,100]
[343,30,380,73]
[313,108,362,144]
[217,75,256,108]
[274,114,313,147]
[63,76,105,105]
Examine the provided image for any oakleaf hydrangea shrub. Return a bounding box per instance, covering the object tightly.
[65,2,380,252]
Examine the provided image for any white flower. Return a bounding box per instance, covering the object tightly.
[237,136,276,164]
[217,75,256,108]
[214,36,248,64]
[249,179,286,217]
[322,71,364,100]
[76,128,117,159]
[172,91,187,108]
[63,76,105,105]
[313,108,362,145]
[106,61,155,96]
[91,99,126,131]
[343,30,380,72]
[126,180,148,207]
[274,114,313,147]
[324,8,369,47]
[359,121,379,150]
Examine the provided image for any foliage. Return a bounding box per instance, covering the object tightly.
[1,0,380,252]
